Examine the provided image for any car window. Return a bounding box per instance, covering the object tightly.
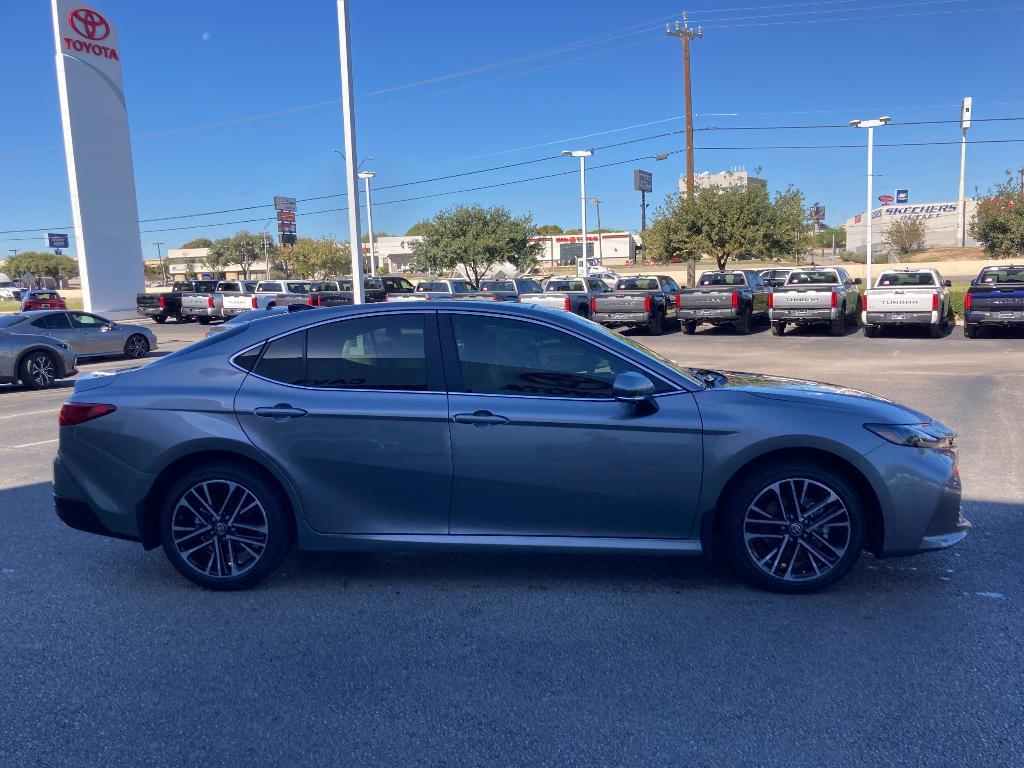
[481,281,515,292]
[522,280,543,293]
[616,278,660,290]
[663,278,681,292]
[787,271,840,285]
[547,280,585,292]
[0,315,28,329]
[32,313,73,330]
[286,282,310,293]
[69,313,107,329]
[698,272,747,286]
[448,314,668,399]
[450,282,472,294]
[261,282,283,292]
[254,331,306,386]
[876,272,938,287]
[28,291,62,300]
[587,280,606,292]
[417,281,447,292]
[979,267,1024,284]
[306,315,428,390]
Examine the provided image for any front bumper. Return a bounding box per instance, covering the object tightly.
[679,307,738,322]
[965,309,1024,326]
[770,307,835,322]
[865,310,935,326]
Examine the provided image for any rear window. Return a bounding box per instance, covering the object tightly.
[481,281,515,292]
[450,282,473,294]
[28,292,61,300]
[546,280,585,292]
[979,267,1024,284]
[761,270,790,279]
[260,282,283,292]
[286,282,310,293]
[417,282,447,292]
[876,272,938,287]
[787,271,840,285]
[615,278,660,290]
[699,272,747,286]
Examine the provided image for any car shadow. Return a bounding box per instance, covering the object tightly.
[777,321,860,338]
[682,321,772,337]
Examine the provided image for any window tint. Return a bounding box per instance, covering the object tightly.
[286,282,310,293]
[234,344,264,372]
[523,280,543,293]
[547,280,585,292]
[306,315,427,390]
[449,314,665,399]
[450,281,472,294]
[69,313,106,328]
[261,282,283,292]
[417,282,447,292]
[616,278,660,290]
[32,313,73,330]
[254,331,306,386]
[481,281,515,292]
[787,271,840,285]
[698,272,747,286]
[587,280,606,292]
[877,272,938,287]
[663,278,681,292]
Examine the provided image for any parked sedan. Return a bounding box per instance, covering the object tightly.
[21,290,66,311]
[54,302,968,593]
[2,311,157,360]
[0,315,78,389]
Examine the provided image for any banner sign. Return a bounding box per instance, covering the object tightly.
[895,189,909,204]
[47,233,70,248]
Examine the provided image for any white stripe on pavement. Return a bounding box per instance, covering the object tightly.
[0,409,57,420]
[8,439,58,449]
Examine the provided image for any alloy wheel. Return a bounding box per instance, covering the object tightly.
[28,353,55,388]
[742,478,852,583]
[171,480,269,580]
[126,335,149,358]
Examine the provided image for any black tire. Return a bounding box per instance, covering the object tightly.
[722,461,866,593]
[153,315,167,324]
[574,304,590,319]
[929,323,942,339]
[18,350,58,390]
[124,334,150,359]
[964,323,979,339]
[734,307,752,335]
[647,310,664,336]
[159,462,292,591]
[682,320,697,335]
[830,308,846,337]
[771,321,785,337]
[863,324,878,338]
[197,317,212,325]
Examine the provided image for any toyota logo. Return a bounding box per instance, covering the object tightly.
[68,8,110,41]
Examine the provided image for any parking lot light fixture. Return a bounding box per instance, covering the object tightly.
[562,149,594,276]
[358,171,377,274]
[850,116,891,287]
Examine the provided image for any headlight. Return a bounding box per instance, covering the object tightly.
[864,422,955,449]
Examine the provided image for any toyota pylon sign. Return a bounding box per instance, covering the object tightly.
[51,1,144,315]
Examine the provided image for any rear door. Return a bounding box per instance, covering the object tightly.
[30,312,80,350]
[234,310,452,534]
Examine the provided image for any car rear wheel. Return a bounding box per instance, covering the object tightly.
[830,308,846,336]
[771,321,785,336]
[734,307,752,335]
[929,322,943,339]
[863,324,878,338]
[19,350,57,390]
[124,334,150,359]
[682,320,697,335]
[964,323,979,339]
[198,317,212,325]
[724,463,865,593]
[159,463,292,590]
[647,310,664,335]
[153,315,167,324]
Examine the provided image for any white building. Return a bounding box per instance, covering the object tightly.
[683,167,768,194]
[844,200,978,254]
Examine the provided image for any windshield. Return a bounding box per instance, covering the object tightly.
[547,280,585,292]
[787,270,839,285]
[699,272,747,286]
[978,267,1024,284]
[481,281,515,291]
[286,282,310,293]
[616,278,660,290]
[761,270,790,279]
[876,272,938,287]
[582,317,704,388]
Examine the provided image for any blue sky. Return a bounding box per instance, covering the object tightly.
[3,0,1024,260]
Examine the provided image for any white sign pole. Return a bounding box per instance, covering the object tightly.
[865,125,874,289]
[336,0,364,304]
[51,1,144,316]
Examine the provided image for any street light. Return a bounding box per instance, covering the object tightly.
[562,149,593,276]
[260,219,274,279]
[358,170,377,274]
[849,115,891,287]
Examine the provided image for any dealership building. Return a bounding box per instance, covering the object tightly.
[844,199,979,254]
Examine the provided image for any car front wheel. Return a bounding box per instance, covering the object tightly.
[724,463,865,593]
[159,463,292,590]
[19,350,57,390]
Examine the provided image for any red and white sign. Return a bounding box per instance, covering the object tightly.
[61,7,119,60]
[878,194,894,205]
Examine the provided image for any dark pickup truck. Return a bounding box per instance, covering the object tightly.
[478,278,545,301]
[590,275,682,335]
[964,264,1024,338]
[136,280,218,323]
[678,270,770,335]
[307,275,416,307]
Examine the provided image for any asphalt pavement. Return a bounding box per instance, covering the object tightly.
[1,316,1022,767]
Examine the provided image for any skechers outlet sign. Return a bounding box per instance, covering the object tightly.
[871,204,958,222]
[62,7,119,60]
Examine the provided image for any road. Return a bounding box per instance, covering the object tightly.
[1,316,1022,767]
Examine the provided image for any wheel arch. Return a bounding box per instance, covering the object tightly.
[136,447,302,550]
[15,345,68,382]
[702,446,885,557]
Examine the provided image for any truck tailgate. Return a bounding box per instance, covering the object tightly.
[522,293,570,309]
[865,289,934,313]
[593,293,649,313]
[970,288,1024,312]
[772,288,833,310]
[222,295,255,311]
[181,295,214,309]
[679,289,735,310]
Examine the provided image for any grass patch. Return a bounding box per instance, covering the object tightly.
[0,297,83,313]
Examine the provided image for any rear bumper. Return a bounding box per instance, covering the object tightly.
[679,307,738,322]
[770,308,835,322]
[965,310,1024,325]
[181,307,221,318]
[54,495,139,543]
[592,311,650,325]
[136,307,169,318]
[222,306,255,317]
[865,310,935,325]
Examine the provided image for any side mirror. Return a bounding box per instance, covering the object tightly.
[944,280,952,287]
[612,372,657,414]
[854,277,863,285]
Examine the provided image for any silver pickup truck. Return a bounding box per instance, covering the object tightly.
[518,276,612,316]
[388,279,480,302]
[180,280,258,324]
[862,269,954,338]
[769,267,861,337]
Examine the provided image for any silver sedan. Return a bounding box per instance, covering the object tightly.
[0,311,157,361]
[53,302,969,593]
[0,317,78,389]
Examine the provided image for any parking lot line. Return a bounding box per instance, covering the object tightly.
[0,409,57,420]
[9,439,58,449]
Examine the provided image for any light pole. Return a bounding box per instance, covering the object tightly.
[958,97,972,248]
[260,219,274,279]
[153,242,166,283]
[562,149,593,276]
[359,171,377,275]
[849,116,891,287]
[589,197,603,265]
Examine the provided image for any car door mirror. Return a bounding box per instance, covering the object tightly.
[612,372,657,413]
[853,277,863,285]
[943,280,952,287]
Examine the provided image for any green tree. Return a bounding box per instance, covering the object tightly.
[536,224,564,235]
[2,251,79,281]
[180,237,213,249]
[206,232,271,279]
[362,231,392,241]
[143,263,164,282]
[404,220,431,237]
[883,218,926,255]
[200,239,232,277]
[410,205,544,285]
[970,176,1024,259]
[643,185,810,270]
[289,236,351,279]
[812,225,846,249]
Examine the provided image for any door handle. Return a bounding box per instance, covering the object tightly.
[453,411,509,426]
[253,404,308,421]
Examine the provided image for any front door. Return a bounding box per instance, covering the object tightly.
[67,312,120,355]
[441,311,703,539]
[234,310,452,535]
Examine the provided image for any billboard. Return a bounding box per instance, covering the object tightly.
[47,233,70,249]
[51,1,144,315]
[633,170,653,193]
[895,189,909,204]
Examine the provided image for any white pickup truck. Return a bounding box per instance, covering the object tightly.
[219,280,311,317]
[861,269,954,338]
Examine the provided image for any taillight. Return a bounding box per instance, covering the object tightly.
[932,293,939,311]
[861,293,868,311]
[831,291,838,308]
[251,297,258,308]
[731,291,739,308]
[768,292,774,308]
[158,296,167,308]
[674,293,681,309]
[207,296,215,308]
[590,297,598,314]
[564,297,571,312]
[59,403,117,426]
[490,295,501,301]
[307,295,319,307]
[644,295,652,312]
[965,292,972,310]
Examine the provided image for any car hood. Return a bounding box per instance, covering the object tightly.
[698,370,933,423]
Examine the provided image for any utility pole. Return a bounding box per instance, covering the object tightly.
[667,14,702,199]
[589,197,604,264]
[335,0,365,304]
[153,242,166,282]
[1018,166,1023,192]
